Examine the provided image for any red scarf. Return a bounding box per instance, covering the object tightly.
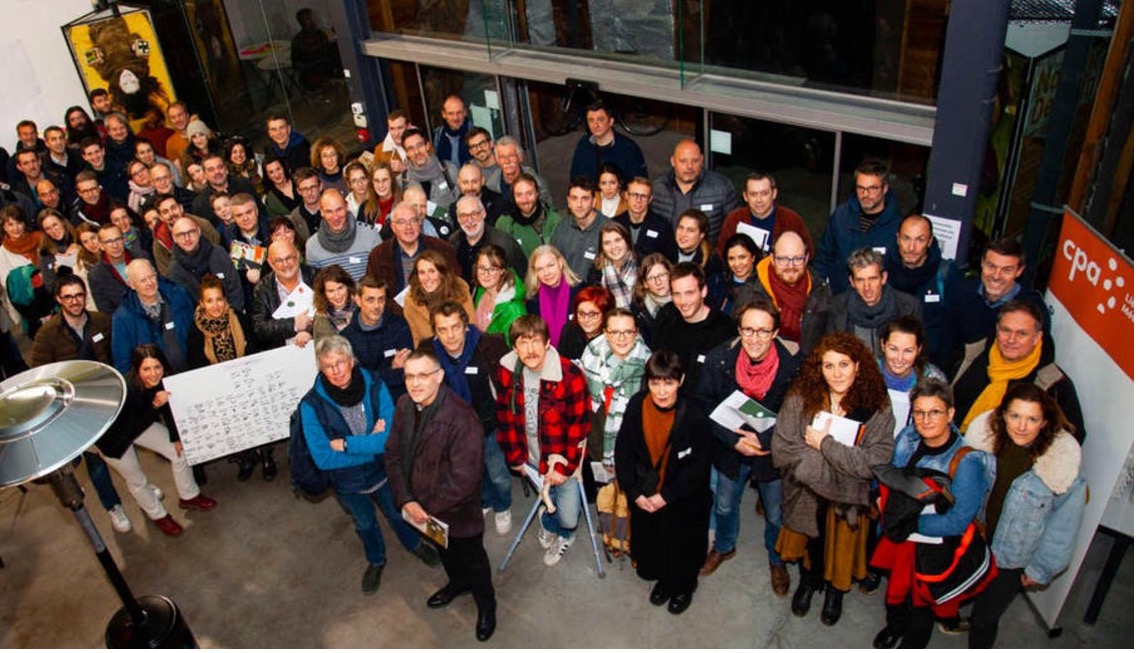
[154,221,174,249]
[735,346,780,401]
[4,230,42,268]
[759,257,809,343]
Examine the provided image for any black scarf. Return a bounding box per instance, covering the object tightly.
[175,238,216,279]
[846,283,901,329]
[510,201,547,230]
[316,217,358,254]
[325,366,366,406]
[885,238,943,294]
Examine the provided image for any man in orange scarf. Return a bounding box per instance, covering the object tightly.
[950,301,1085,442]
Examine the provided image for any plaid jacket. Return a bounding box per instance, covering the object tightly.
[494,349,590,476]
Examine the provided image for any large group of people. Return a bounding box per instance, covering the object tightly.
[0,89,1088,647]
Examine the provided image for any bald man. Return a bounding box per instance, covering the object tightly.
[651,139,741,243]
[167,215,245,313]
[252,239,318,350]
[306,189,381,280]
[111,259,195,373]
[736,231,833,355]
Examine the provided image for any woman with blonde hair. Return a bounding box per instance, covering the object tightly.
[403,249,475,345]
[524,244,581,348]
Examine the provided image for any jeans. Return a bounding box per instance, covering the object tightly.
[482,431,512,513]
[84,451,122,511]
[712,460,783,565]
[337,480,422,566]
[539,476,581,539]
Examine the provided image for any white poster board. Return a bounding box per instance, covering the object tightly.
[925,214,962,261]
[164,344,318,466]
[1031,211,1134,628]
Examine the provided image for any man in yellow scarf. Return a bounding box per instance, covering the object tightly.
[950,301,1085,442]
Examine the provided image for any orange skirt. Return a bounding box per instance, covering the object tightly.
[775,506,870,592]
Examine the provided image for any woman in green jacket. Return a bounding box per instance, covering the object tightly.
[471,244,526,344]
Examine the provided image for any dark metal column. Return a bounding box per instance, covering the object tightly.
[336,0,391,148]
[923,0,1012,263]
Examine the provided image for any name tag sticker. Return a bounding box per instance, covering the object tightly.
[92,333,105,343]
[677,447,692,459]
[646,229,659,238]
[465,366,478,375]
[700,204,713,211]
[583,251,596,260]
[164,321,175,330]
[873,246,887,255]
[216,272,225,279]
[697,354,706,364]
[925,294,941,303]
[384,348,397,358]
[437,180,448,189]
[349,256,362,264]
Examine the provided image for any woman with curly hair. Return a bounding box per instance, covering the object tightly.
[403,249,475,345]
[225,135,263,196]
[772,331,894,626]
[311,137,347,194]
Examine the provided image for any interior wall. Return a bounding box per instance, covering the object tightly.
[0,0,98,153]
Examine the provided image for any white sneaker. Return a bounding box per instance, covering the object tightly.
[543,534,575,566]
[482,506,491,516]
[149,484,164,501]
[108,505,132,533]
[537,522,556,550]
[494,510,512,535]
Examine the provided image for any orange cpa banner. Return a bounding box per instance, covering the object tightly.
[1047,209,1134,379]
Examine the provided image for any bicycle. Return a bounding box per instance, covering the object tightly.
[540,78,672,137]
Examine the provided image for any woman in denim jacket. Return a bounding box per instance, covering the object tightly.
[963,383,1085,648]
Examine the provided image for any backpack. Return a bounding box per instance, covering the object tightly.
[596,480,630,557]
[288,402,332,498]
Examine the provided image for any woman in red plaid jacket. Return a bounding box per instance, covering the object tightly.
[494,314,591,566]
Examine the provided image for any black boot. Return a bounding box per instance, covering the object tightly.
[820,584,844,626]
[236,450,259,481]
[262,449,277,481]
[873,603,906,648]
[791,572,820,616]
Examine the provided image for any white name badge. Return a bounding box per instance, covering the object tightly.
[216,272,225,279]
[164,321,175,330]
[873,246,887,255]
[349,256,362,264]
[92,333,105,343]
[384,348,397,358]
[924,294,941,303]
[697,354,706,364]
[583,251,596,260]
[646,229,659,238]
[437,180,449,189]
[700,204,713,212]
[465,367,478,375]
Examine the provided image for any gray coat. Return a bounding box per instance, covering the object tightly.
[650,168,741,243]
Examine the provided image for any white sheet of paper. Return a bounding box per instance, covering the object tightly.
[927,214,963,261]
[887,389,910,438]
[54,253,77,270]
[270,282,314,319]
[394,285,410,308]
[709,390,777,434]
[735,222,771,252]
[591,461,614,484]
[470,104,494,132]
[812,411,863,447]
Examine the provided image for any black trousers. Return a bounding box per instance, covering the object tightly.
[438,532,496,614]
[969,567,1024,648]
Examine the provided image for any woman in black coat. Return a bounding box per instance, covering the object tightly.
[615,350,712,615]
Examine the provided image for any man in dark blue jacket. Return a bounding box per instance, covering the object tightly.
[569,100,648,184]
[340,276,413,400]
[111,259,194,373]
[815,160,902,294]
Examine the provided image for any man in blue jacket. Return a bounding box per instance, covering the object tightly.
[569,100,648,184]
[111,259,194,373]
[340,276,413,400]
[301,336,439,594]
[815,160,902,294]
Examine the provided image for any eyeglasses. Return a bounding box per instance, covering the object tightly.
[468,139,490,150]
[77,186,100,195]
[391,218,421,227]
[270,255,299,265]
[58,292,86,302]
[773,255,807,267]
[912,409,947,420]
[646,272,669,284]
[739,326,775,339]
[405,368,442,384]
[457,211,484,221]
[577,310,601,320]
[627,192,650,201]
[606,329,636,339]
[476,265,503,274]
[856,185,883,195]
[173,230,199,240]
[100,237,124,245]
[297,184,320,193]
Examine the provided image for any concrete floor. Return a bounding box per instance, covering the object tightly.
[0,450,1131,648]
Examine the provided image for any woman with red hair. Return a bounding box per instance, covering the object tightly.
[557,284,615,361]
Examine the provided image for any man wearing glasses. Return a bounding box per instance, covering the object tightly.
[613,176,676,261]
[402,128,461,212]
[71,171,114,226]
[448,195,526,286]
[147,162,195,213]
[166,216,245,313]
[151,194,221,277]
[365,202,459,298]
[737,231,832,355]
[695,297,801,594]
[89,223,148,314]
[447,162,508,229]
[251,240,317,350]
[815,159,903,294]
[464,127,501,192]
[290,167,325,237]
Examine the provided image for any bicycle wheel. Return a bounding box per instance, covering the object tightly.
[617,97,671,136]
[539,96,583,137]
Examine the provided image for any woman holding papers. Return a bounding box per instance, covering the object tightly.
[876,317,947,437]
[615,350,712,615]
[772,331,894,626]
[695,297,801,595]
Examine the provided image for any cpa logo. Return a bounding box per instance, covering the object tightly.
[1061,239,1128,315]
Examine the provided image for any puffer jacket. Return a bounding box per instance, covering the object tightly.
[815,191,902,294]
[964,410,1085,585]
[650,168,742,243]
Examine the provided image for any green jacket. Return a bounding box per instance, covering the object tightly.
[496,205,562,259]
[473,272,527,344]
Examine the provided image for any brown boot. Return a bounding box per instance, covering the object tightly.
[699,548,736,576]
[770,563,790,597]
